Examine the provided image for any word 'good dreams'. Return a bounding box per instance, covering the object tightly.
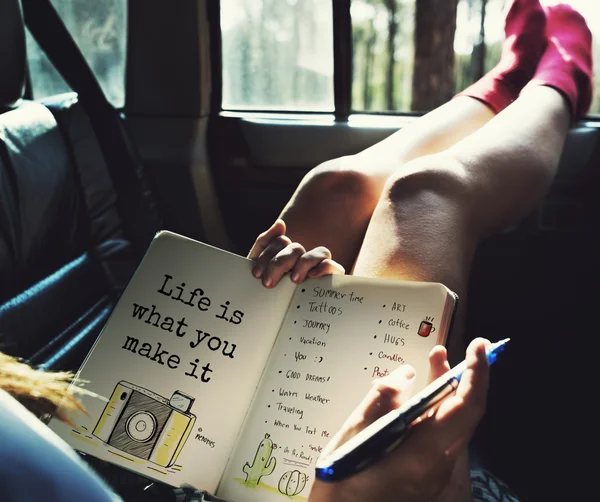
[121,274,245,384]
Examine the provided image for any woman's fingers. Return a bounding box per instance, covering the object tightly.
[251,235,293,285]
[289,246,331,282]
[248,219,286,260]
[428,345,451,382]
[249,221,344,287]
[435,338,490,426]
[361,365,416,423]
[262,242,307,287]
[290,246,345,283]
[306,258,345,280]
[393,338,491,469]
[320,364,416,457]
[257,245,345,287]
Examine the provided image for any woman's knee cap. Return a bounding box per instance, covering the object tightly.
[382,154,471,207]
[304,157,381,203]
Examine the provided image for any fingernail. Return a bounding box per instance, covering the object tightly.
[253,267,261,278]
[291,273,300,283]
[264,277,272,288]
[400,364,416,380]
[479,344,490,365]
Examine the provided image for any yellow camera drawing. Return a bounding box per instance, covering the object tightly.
[93,381,196,467]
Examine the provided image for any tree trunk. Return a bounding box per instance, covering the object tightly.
[411,0,459,112]
[292,0,301,102]
[363,22,376,110]
[471,0,488,82]
[384,0,398,110]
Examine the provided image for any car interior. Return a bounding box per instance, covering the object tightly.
[0,0,598,500]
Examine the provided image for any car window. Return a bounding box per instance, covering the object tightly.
[25,0,126,107]
[220,0,335,112]
[221,0,600,116]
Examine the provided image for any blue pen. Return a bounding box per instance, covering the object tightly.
[315,338,510,482]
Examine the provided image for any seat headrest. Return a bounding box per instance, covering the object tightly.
[0,0,26,111]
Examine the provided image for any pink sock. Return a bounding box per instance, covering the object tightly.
[522,4,593,120]
[456,0,546,113]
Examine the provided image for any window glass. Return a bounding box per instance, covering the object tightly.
[454,0,505,99]
[552,0,600,115]
[26,0,127,107]
[351,0,504,113]
[351,0,600,115]
[25,29,71,98]
[221,0,335,111]
[351,0,410,113]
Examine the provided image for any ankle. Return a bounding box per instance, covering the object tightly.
[522,4,593,120]
[455,0,546,114]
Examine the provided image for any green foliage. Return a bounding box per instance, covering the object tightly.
[222,0,600,116]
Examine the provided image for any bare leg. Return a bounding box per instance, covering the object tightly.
[277,98,494,270]
[275,0,548,271]
[352,85,569,502]
[353,86,570,361]
[353,3,591,496]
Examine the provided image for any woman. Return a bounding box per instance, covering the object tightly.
[247,1,593,501]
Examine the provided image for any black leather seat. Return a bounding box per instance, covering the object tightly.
[0,0,161,372]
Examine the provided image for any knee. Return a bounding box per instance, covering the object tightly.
[300,156,382,209]
[381,153,472,217]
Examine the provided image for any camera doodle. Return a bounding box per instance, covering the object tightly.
[93,381,196,467]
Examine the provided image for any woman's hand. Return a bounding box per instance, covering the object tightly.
[309,338,491,502]
[248,219,345,288]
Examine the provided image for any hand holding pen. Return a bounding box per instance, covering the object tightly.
[308,338,499,502]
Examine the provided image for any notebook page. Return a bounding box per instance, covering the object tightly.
[217,274,452,502]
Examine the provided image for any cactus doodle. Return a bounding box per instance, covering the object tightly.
[242,433,277,487]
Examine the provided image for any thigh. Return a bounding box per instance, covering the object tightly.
[352,153,477,285]
[351,153,479,363]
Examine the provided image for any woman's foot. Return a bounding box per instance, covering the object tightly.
[456,0,547,113]
[522,4,594,120]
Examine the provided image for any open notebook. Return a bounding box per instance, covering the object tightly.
[49,230,458,502]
